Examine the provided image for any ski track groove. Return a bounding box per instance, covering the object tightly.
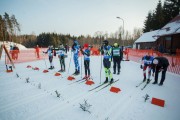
[0,92,48,113]
[98,86,141,120]
[27,89,97,120]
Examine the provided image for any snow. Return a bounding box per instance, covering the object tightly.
[0,41,27,50]
[0,50,180,120]
[135,30,159,43]
[135,15,180,43]
[156,20,180,36]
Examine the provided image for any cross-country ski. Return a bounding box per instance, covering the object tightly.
[1,2,180,120]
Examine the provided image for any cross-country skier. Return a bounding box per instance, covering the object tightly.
[43,46,54,69]
[112,43,123,75]
[80,43,91,79]
[101,40,114,83]
[140,53,154,83]
[151,57,169,86]
[72,40,80,75]
[57,44,66,72]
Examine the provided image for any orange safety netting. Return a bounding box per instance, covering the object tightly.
[5,47,180,75]
[128,48,180,75]
[5,48,48,64]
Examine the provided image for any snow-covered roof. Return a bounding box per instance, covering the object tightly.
[156,14,180,36]
[134,30,158,43]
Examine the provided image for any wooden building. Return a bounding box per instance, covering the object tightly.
[135,14,180,54]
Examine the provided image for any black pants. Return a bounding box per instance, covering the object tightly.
[84,60,90,76]
[154,66,168,84]
[113,56,121,73]
[59,56,65,70]
[49,56,53,63]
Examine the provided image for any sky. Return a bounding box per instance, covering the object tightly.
[0,0,164,36]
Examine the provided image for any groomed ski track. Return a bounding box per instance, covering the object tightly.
[0,53,180,120]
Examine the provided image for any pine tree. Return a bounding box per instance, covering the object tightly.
[163,0,179,24]
[143,12,153,32]
[154,0,165,29]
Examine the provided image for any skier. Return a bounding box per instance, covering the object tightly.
[112,43,123,75]
[101,40,114,83]
[57,44,66,72]
[140,53,154,83]
[72,40,80,75]
[151,57,169,86]
[43,46,54,69]
[80,43,91,79]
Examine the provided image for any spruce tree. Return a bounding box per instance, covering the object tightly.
[163,0,179,24]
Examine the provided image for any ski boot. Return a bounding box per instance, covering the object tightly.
[113,71,116,74]
[159,82,163,86]
[87,75,90,79]
[83,75,87,79]
[152,81,157,84]
[73,70,77,75]
[147,79,150,83]
[104,77,108,83]
[117,71,120,75]
[49,66,53,69]
[110,78,114,84]
[75,70,80,75]
[143,78,146,82]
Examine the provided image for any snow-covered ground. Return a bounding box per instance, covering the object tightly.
[0,51,180,120]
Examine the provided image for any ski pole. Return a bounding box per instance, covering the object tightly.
[68,51,72,74]
[100,53,102,84]
[81,52,83,79]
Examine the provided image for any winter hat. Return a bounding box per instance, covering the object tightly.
[84,43,89,48]
[103,40,109,45]
[153,59,158,64]
[114,43,118,47]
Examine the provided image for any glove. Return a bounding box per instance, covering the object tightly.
[140,65,143,69]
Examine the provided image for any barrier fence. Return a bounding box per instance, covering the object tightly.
[5,47,180,75]
[128,48,180,75]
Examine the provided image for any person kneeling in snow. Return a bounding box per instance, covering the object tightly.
[43,46,54,69]
[140,53,154,83]
[101,40,114,84]
[80,43,91,79]
[151,57,169,86]
[72,40,80,75]
[57,44,66,72]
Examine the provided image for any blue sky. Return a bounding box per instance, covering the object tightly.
[0,0,164,36]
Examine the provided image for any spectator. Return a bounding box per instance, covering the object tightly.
[35,45,40,58]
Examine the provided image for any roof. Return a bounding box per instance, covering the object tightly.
[156,14,180,36]
[134,30,159,43]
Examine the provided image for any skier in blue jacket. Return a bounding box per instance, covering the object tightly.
[72,40,80,75]
[140,53,154,83]
[80,43,91,79]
